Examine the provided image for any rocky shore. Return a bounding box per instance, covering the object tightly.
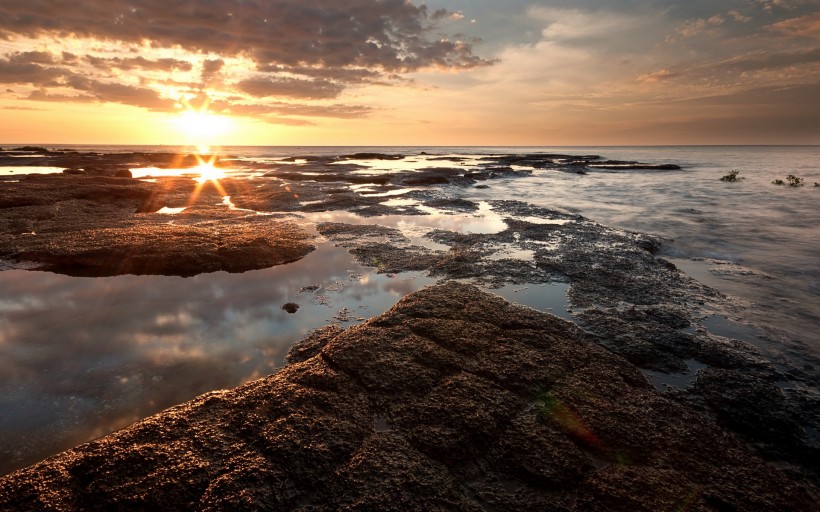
[1,149,818,508]
[0,283,816,510]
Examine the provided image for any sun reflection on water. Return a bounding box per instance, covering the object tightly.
[193,153,226,184]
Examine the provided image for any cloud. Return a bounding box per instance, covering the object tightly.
[86,56,194,72]
[201,58,225,85]
[236,77,344,100]
[6,51,57,65]
[27,90,97,103]
[0,1,489,72]
[530,6,646,44]
[637,69,677,83]
[667,15,725,42]
[0,0,490,122]
[715,47,820,71]
[769,11,820,38]
[729,10,753,23]
[0,59,64,86]
[84,81,178,110]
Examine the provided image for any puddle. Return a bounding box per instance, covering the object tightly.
[129,167,198,179]
[0,167,65,176]
[644,359,708,391]
[0,242,436,476]
[304,205,508,236]
[487,245,537,262]
[702,314,766,349]
[489,282,571,321]
[157,207,186,215]
[517,216,573,225]
[382,198,418,207]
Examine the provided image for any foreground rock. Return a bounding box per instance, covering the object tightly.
[318,200,820,479]
[0,283,814,510]
[0,174,315,276]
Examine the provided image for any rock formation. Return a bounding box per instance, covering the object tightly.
[0,283,814,511]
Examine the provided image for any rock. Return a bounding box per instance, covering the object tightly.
[113,169,133,178]
[0,174,316,277]
[282,303,300,314]
[12,146,49,153]
[342,152,405,160]
[0,283,814,510]
[314,203,820,478]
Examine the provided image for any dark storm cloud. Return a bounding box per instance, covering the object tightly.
[236,76,345,99]
[0,0,490,72]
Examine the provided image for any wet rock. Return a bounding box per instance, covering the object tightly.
[11,146,50,153]
[286,325,343,365]
[316,203,819,478]
[422,198,479,213]
[693,368,819,474]
[0,283,814,510]
[342,152,405,160]
[588,161,682,170]
[0,174,316,277]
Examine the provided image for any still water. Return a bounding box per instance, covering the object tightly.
[1,145,818,475]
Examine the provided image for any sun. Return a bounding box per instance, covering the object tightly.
[172,98,234,153]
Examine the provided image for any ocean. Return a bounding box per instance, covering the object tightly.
[1,145,818,475]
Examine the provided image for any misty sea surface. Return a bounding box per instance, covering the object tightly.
[0,144,818,475]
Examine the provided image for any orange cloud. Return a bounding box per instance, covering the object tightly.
[769,12,820,38]
[637,68,678,83]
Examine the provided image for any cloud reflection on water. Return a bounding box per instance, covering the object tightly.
[0,243,434,475]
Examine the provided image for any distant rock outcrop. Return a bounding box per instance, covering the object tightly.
[0,283,814,510]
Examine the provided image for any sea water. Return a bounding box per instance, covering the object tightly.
[0,145,818,475]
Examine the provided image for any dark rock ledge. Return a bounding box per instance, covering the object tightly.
[0,283,814,511]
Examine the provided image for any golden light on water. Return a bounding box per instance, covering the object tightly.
[193,155,226,184]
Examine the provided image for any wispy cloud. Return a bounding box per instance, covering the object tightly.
[769,11,820,37]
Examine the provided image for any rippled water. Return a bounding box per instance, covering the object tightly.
[1,145,818,475]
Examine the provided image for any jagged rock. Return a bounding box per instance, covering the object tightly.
[0,283,814,510]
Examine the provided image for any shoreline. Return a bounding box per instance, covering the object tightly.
[0,148,817,503]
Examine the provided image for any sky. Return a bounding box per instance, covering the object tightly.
[1,0,819,146]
